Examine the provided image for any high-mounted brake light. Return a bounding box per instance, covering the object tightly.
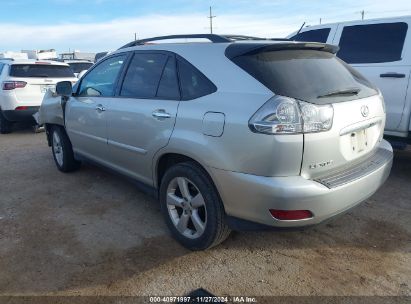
[270,209,313,221]
[249,95,334,135]
[35,61,51,65]
[2,81,27,90]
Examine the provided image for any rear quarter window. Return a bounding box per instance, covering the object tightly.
[10,64,75,78]
[177,56,217,100]
[338,22,408,64]
[291,28,331,43]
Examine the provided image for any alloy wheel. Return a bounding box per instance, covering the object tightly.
[52,132,64,167]
[166,177,207,239]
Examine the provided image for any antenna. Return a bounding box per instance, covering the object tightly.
[295,22,306,36]
[208,6,217,34]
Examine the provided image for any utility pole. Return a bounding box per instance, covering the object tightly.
[360,10,365,20]
[320,18,322,25]
[134,33,137,41]
[208,6,216,34]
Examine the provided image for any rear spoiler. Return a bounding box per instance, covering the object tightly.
[225,42,340,59]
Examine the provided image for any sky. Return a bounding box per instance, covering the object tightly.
[0,0,411,53]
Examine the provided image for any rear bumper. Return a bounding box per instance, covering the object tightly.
[2,107,39,123]
[209,140,393,228]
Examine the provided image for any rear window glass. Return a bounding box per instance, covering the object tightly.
[338,23,408,64]
[291,28,331,43]
[10,64,75,78]
[177,57,217,100]
[68,62,94,73]
[231,49,377,104]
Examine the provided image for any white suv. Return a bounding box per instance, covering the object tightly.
[0,59,77,133]
[289,16,411,144]
[64,60,94,78]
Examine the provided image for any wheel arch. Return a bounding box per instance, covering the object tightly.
[154,152,223,209]
[44,123,68,147]
[154,152,211,188]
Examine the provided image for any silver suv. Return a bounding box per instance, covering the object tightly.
[39,34,393,250]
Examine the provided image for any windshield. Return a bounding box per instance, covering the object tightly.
[10,64,75,78]
[68,62,94,73]
[231,49,378,104]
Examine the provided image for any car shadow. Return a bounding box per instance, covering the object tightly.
[0,144,409,294]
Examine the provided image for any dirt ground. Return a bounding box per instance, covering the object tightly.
[0,127,410,300]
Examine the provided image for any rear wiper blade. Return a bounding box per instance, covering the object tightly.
[318,87,360,98]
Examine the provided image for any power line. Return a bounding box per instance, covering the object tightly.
[367,8,411,15]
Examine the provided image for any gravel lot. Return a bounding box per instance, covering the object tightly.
[0,127,410,299]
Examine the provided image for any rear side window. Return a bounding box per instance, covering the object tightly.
[156,57,180,100]
[120,53,168,98]
[338,23,408,64]
[177,57,217,100]
[231,49,377,104]
[291,28,331,43]
[9,64,75,78]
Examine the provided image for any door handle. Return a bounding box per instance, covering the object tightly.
[96,104,106,112]
[380,73,406,78]
[152,109,171,120]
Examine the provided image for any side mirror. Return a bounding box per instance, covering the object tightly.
[55,81,73,97]
[77,70,87,79]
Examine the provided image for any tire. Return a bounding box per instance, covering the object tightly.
[50,126,81,172]
[0,111,13,134]
[160,162,231,250]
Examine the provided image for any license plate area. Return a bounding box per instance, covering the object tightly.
[41,84,56,93]
[350,129,368,153]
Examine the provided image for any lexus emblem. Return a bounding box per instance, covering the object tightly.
[361,105,369,117]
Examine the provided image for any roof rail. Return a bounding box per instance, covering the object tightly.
[119,34,292,50]
[120,34,231,49]
[222,35,291,42]
[222,35,265,41]
[0,58,15,61]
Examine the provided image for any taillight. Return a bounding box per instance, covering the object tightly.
[249,95,334,135]
[2,81,27,90]
[270,209,313,221]
[15,106,28,111]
